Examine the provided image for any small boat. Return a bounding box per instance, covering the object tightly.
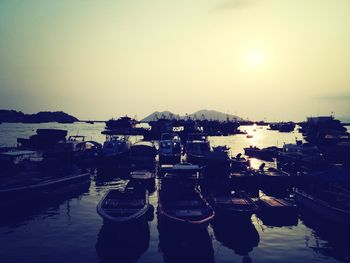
[246,135,253,139]
[162,162,202,180]
[257,196,298,226]
[211,190,258,220]
[97,135,131,169]
[158,180,214,227]
[244,146,280,160]
[295,188,350,226]
[97,183,150,224]
[129,141,157,169]
[158,133,182,164]
[185,133,211,165]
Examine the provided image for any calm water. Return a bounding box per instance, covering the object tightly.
[0,122,350,263]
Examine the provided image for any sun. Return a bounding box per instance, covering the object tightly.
[244,49,265,69]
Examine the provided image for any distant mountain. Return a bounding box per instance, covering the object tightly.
[0,110,79,123]
[189,109,243,122]
[141,111,180,122]
[141,109,243,122]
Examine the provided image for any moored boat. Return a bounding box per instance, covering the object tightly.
[295,188,350,227]
[211,190,258,221]
[96,183,150,224]
[257,195,298,226]
[129,141,157,169]
[158,133,182,164]
[158,178,214,228]
[185,133,210,165]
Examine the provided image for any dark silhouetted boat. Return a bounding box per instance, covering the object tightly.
[185,133,210,165]
[97,183,150,224]
[257,196,298,226]
[17,129,67,150]
[129,141,157,169]
[158,133,182,164]
[244,146,280,160]
[211,190,258,220]
[295,188,350,227]
[158,178,214,228]
[97,135,131,169]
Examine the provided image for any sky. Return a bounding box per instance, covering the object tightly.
[0,0,349,121]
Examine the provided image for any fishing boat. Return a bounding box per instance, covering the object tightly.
[257,196,298,226]
[295,188,350,227]
[185,133,210,165]
[204,146,231,168]
[158,133,182,164]
[97,135,131,169]
[211,190,258,220]
[51,136,101,164]
[96,183,150,224]
[129,141,157,169]
[158,179,214,228]
[17,129,67,150]
[0,164,90,205]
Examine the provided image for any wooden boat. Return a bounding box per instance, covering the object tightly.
[97,183,150,224]
[295,189,350,226]
[158,180,214,227]
[211,191,258,220]
[0,167,90,205]
[257,196,298,226]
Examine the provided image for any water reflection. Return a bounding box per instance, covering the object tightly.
[158,224,214,263]
[211,216,259,259]
[96,222,150,263]
[0,179,90,228]
[300,207,350,262]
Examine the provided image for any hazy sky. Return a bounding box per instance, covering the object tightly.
[0,0,349,121]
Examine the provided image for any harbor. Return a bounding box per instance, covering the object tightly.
[0,117,350,263]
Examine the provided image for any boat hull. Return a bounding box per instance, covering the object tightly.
[295,190,350,226]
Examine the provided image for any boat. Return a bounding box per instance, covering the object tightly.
[129,141,157,169]
[256,196,298,226]
[130,170,156,192]
[295,188,350,227]
[0,164,90,205]
[185,133,211,165]
[50,135,102,165]
[229,153,250,172]
[17,129,67,150]
[158,133,182,164]
[244,146,279,160]
[203,145,230,168]
[158,178,214,228]
[269,122,295,132]
[210,190,258,220]
[277,140,325,169]
[96,182,150,224]
[246,134,253,138]
[97,135,131,169]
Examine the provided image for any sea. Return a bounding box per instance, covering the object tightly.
[0,122,350,263]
